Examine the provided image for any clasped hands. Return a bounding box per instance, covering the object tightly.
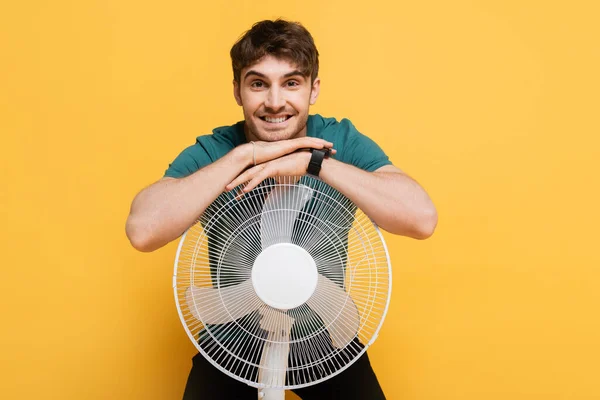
[225,137,336,194]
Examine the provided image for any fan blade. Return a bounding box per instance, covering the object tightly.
[306,274,360,349]
[185,279,261,324]
[260,182,313,248]
[184,182,313,326]
[257,307,294,397]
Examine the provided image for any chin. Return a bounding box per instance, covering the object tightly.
[261,130,297,141]
[252,125,301,142]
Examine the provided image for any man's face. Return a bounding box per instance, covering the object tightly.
[234,55,320,142]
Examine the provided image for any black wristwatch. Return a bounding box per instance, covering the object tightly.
[307,148,330,177]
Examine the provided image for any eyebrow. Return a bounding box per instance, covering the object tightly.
[244,70,305,81]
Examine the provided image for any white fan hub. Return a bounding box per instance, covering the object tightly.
[251,243,318,310]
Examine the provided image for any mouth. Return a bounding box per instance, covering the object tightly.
[259,115,293,124]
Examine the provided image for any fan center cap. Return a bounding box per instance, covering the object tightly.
[252,243,318,310]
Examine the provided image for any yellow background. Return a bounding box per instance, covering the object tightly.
[2,1,599,399]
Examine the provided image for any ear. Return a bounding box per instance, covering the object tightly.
[309,77,320,105]
[233,80,242,106]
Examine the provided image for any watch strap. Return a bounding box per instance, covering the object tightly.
[307,148,329,176]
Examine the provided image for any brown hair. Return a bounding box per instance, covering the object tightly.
[230,19,319,84]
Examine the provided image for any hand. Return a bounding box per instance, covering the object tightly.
[226,150,316,194]
[242,137,335,167]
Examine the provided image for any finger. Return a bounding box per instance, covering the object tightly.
[226,165,262,191]
[243,168,271,193]
[295,137,333,147]
[227,175,251,192]
[293,147,337,155]
[304,137,334,148]
[233,186,246,200]
[225,176,245,192]
[288,138,333,153]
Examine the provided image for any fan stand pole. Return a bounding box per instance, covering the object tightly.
[257,310,294,400]
[257,339,287,400]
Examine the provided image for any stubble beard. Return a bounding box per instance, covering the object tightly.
[244,111,309,142]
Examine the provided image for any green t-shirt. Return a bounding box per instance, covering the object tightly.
[164,114,391,178]
[167,114,392,358]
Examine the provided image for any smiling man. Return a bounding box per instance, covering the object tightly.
[235,55,316,142]
[126,19,437,400]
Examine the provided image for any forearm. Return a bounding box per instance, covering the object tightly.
[126,137,336,252]
[319,158,437,239]
[126,146,251,252]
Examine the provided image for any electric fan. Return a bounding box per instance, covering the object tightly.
[173,175,391,399]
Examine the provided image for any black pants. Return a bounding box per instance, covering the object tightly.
[182,350,386,399]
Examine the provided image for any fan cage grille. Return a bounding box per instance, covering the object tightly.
[173,176,391,389]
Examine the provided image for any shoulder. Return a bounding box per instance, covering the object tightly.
[196,121,245,159]
[163,121,244,178]
[308,115,361,150]
[308,114,355,137]
[308,114,367,149]
[309,114,392,172]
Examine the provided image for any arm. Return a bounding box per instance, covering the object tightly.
[125,147,248,252]
[319,160,438,239]
[227,154,437,240]
[125,138,335,252]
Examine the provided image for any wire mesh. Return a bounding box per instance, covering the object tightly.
[174,175,391,389]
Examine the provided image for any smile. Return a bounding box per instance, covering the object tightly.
[260,115,292,124]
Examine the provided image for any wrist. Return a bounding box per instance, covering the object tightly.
[316,156,335,181]
[233,143,253,168]
[302,149,312,166]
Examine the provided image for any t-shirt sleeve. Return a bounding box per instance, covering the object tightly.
[338,119,392,172]
[163,137,214,179]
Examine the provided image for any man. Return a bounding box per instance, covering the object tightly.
[126,19,437,399]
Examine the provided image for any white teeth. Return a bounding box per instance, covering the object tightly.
[264,116,287,123]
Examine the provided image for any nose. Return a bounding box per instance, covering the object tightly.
[264,86,286,111]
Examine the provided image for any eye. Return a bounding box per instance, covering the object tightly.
[250,80,265,88]
[286,80,300,87]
